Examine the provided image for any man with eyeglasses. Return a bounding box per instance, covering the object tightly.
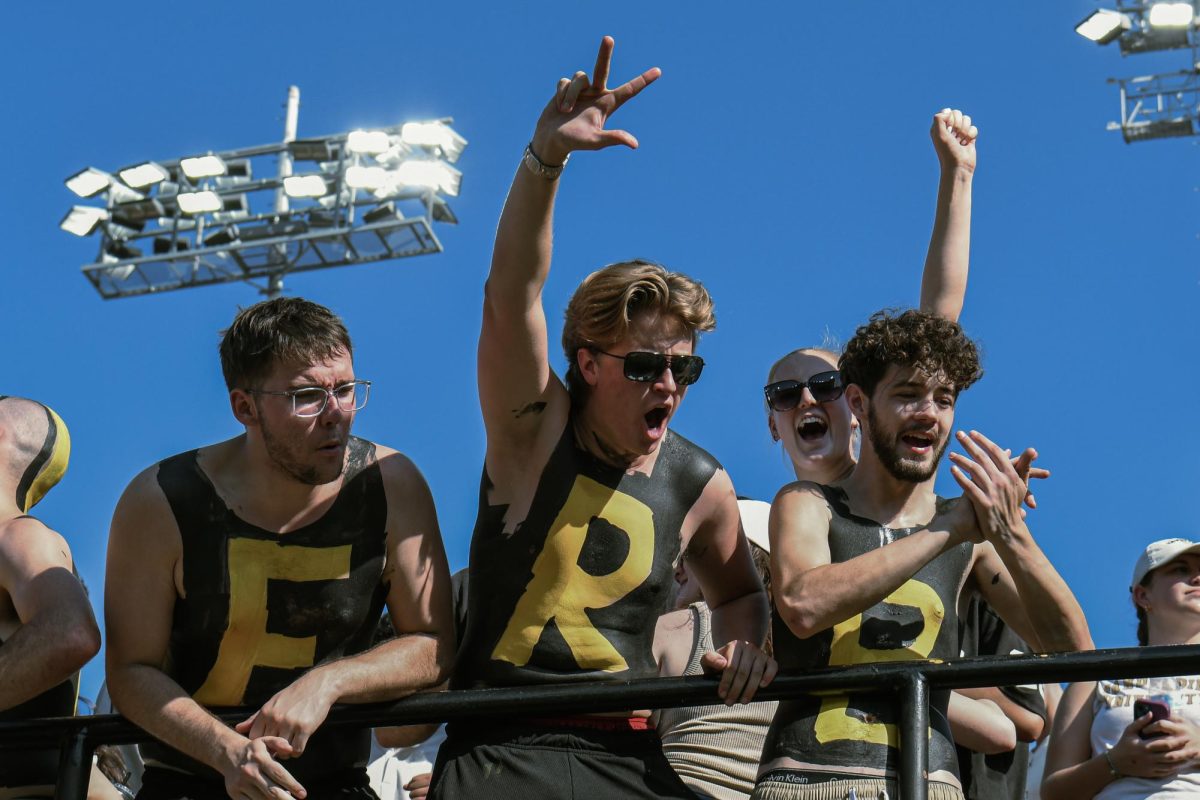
[105,297,455,800]
[431,37,772,800]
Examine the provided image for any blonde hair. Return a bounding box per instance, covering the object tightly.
[562,260,715,405]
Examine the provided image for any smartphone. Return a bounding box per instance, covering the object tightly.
[1134,695,1172,738]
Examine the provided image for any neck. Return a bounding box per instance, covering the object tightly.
[573,408,653,472]
[841,444,936,527]
[0,495,23,521]
[222,435,344,530]
[1147,622,1200,647]
[794,454,856,486]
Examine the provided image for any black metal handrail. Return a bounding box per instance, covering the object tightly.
[7,643,1198,800]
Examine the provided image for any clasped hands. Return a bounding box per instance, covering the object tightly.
[945,429,1048,544]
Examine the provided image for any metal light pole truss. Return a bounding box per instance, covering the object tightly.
[61,88,466,299]
[1077,1,1200,142]
[1108,68,1200,141]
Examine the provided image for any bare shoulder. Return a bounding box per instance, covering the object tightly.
[109,461,182,558]
[372,444,432,498]
[0,516,72,580]
[773,480,830,507]
[653,606,697,676]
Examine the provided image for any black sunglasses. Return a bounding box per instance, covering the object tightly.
[764,370,844,411]
[592,349,705,386]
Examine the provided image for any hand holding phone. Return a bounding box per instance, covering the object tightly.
[1134,696,1172,738]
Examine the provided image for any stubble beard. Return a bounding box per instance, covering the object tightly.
[260,415,344,486]
[866,405,947,484]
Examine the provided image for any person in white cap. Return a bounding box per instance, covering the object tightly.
[652,499,779,800]
[1042,538,1200,799]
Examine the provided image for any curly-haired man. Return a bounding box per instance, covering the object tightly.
[755,309,1091,800]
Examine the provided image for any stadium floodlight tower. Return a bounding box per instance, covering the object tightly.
[60,86,467,300]
[1076,1,1200,142]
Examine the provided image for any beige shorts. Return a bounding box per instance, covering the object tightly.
[751,775,964,800]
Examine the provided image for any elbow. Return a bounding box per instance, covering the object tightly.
[979,724,1018,755]
[1015,716,1045,743]
[60,621,101,673]
[776,597,824,640]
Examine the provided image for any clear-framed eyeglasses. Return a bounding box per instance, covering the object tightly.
[247,380,371,417]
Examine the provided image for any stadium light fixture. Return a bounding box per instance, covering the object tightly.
[1148,2,1194,26]
[176,191,223,214]
[180,155,227,180]
[395,160,462,196]
[401,121,468,163]
[65,167,113,198]
[1077,9,1133,42]
[118,162,169,189]
[61,87,467,300]
[283,175,329,198]
[346,130,391,154]
[60,206,109,237]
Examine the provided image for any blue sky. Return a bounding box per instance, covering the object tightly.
[4,2,1197,702]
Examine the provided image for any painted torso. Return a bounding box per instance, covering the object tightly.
[455,421,719,688]
[141,437,389,782]
[763,484,973,780]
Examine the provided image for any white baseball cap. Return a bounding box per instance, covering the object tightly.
[1131,538,1200,589]
[738,498,771,554]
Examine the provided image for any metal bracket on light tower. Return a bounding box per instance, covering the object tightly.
[60,86,466,300]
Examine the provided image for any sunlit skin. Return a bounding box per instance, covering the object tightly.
[574,312,694,472]
[856,365,957,484]
[766,349,856,485]
[231,350,358,489]
[1136,554,1200,646]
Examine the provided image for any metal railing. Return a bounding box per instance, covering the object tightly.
[4,643,1197,800]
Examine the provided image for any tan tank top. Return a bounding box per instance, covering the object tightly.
[656,602,778,799]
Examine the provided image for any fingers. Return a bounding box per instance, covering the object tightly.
[554,77,571,110]
[235,713,257,734]
[259,751,305,799]
[949,459,988,507]
[933,108,979,145]
[611,67,662,110]
[591,36,614,93]
[596,129,640,150]
[561,71,590,113]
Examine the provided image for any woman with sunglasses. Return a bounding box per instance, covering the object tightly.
[1041,539,1200,799]
[763,108,978,488]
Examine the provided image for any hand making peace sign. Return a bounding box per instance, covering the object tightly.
[530,36,661,166]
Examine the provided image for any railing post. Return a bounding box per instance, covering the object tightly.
[54,724,91,800]
[898,671,929,800]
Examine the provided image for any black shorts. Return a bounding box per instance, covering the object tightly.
[430,720,697,800]
[136,766,379,800]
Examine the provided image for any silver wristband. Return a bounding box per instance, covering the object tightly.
[522,142,568,180]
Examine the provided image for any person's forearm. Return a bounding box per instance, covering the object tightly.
[948,692,1016,755]
[107,663,245,773]
[0,608,99,711]
[992,526,1092,653]
[779,527,961,639]
[486,154,558,310]
[709,589,769,649]
[314,632,448,704]
[920,165,973,322]
[1042,753,1116,800]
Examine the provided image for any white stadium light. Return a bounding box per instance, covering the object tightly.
[283,175,329,198]
[401,121,468,163]
[60,205,109,237]
[345,165,389,189]
[1148,2,1194,27]
[1076,9,1132,42]
[176,190,223,214]
[395,160,462,196]
[65,167,113,198]
[346,130,391,155]
[118,162,169,189]
[180,155,227,179]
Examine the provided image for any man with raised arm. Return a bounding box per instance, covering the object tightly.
[105,297,455,800]
[757,309,1091,800]
[0,397,101,797]
[432,37,772,800]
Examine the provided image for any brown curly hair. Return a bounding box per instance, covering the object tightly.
[839,308,982,397]
[562,260,715,406]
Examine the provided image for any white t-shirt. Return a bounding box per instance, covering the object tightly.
[367,724,447,800]
[1091,675,1200,799]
